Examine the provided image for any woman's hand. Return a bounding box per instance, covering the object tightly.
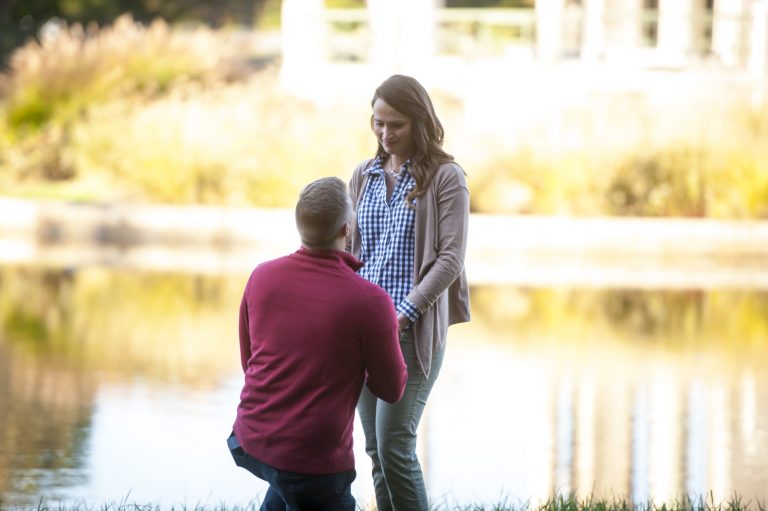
[397,314,411,332]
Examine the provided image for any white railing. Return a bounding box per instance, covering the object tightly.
[324,7,537,61]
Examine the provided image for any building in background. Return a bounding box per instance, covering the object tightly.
[280,0,768,104]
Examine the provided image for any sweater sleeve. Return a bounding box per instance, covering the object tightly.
[238,279,252,373]
[361,290,407,403]
[407,164,469,314]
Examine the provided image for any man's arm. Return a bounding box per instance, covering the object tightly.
[238,284,252,373]
[361,291,407,403]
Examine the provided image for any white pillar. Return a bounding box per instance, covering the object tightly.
[537,0,565,63]
[581,0,606,61]
[749,0,768,104]
[368,0,399,72]
[657,0,697,66]
[712,0,748,67]
[400,0,438,75]
[280,0,328,99]
[603,0,643,53]
[368,0,438,75]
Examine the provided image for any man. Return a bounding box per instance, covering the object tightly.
[228,176,407,511]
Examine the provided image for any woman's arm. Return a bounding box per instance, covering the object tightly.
[407,164,469,314]
[346,159,373,254]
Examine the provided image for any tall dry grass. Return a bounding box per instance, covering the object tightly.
[0,14,766,216]
[0,14,253,185]
[462,95,768,218]
[67,75,373,205]
[4,14,244,131]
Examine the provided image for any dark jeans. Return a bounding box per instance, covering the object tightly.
[227,433,356,511]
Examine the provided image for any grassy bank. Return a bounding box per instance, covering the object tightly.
[1,493,766,511]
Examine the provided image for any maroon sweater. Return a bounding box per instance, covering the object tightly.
[233,247,407,475]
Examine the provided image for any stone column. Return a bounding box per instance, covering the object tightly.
[581,0,606,61]
[657,0,698,66]
[537,0,566,62]
[711,0,748,67]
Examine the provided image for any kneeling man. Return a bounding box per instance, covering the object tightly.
[228,176,407,511]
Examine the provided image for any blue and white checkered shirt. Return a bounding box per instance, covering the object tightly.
[356,157,421,322]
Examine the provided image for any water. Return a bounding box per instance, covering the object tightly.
[1,265,767,509]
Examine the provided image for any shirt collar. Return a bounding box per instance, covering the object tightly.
[296,246,364,272]
[364,156,412,177]
[365,156,385,177]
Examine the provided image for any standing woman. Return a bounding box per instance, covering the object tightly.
[348,74,471,511]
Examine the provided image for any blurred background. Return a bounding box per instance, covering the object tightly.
[0,0,767,509]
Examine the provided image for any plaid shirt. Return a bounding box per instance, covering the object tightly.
[356,157,420,322]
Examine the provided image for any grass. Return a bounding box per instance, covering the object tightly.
[1,493,766,511]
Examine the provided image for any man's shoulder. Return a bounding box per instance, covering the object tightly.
[338,269,391,305]
[253,253,293,271]
[246,254,296,283]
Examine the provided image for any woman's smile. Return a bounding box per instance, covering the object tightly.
[372,98,413,158]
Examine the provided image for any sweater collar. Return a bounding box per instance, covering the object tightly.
[296,246,364,272]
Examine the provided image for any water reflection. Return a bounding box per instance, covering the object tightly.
[0,341,94,500]
[1,265,767,507]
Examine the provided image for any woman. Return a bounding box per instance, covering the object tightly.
[348,74,471,511]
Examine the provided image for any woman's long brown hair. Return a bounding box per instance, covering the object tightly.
[371,75,454,204]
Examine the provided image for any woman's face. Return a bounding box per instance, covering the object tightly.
[372,98,414,158]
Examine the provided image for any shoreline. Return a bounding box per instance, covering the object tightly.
[1,197,767,288]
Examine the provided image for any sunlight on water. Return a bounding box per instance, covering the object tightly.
[1,265,767,508]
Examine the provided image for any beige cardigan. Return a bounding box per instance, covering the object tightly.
[349,159,471,378]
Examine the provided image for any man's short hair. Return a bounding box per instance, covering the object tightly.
[295,177,352,249]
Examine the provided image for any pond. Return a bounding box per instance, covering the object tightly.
[0,263,767,509]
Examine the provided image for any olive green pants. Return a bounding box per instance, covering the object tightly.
[357,329,445,511]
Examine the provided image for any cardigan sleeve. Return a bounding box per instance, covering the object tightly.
[347,158,374,256]
[406,163,469,314]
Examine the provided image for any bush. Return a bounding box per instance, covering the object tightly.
[0,14,253,187]
[606,145,708,217]
[4,15,244,131]
[465,101,768,218]
[68,74,372,205]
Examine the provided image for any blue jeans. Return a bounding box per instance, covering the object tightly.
[227,433,356,511]
[357,329,446,511]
